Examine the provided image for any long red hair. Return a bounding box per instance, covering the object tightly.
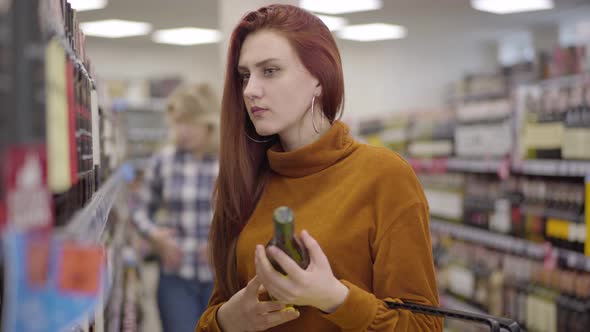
[210,4,345,299]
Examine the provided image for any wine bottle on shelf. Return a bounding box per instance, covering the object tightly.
[570,275,590,332]
[556,271,575,332]
[266,206,310,275]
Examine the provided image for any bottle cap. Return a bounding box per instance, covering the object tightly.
[273,206,294,224]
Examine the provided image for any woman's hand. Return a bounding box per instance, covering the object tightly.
[255,230,349,313]
[217,276,300,332]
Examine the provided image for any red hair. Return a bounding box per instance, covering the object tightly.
[210,4,344,299]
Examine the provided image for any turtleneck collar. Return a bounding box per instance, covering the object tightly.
[267,121,358,178]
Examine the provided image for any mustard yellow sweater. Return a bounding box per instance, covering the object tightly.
[197,121,442,331]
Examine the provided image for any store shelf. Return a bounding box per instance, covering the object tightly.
[112,98,167,112]
[47,27,95,88]
[408,157,506,174]
[440,292,487,316]
[514,159,590,177]
[430,218,590,272]
[447,158,506,174]
[62,168,124,242]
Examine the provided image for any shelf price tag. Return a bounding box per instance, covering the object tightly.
[2,145,53,232]
[58,242,103,295]
[1,231,106,332]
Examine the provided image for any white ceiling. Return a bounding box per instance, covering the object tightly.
[76,0,590,50]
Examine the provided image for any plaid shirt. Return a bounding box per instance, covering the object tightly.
[133,146,218,281]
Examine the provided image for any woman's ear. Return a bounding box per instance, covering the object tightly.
[314,82,322,98]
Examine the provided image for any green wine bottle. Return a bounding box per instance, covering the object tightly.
[266,206,310,275]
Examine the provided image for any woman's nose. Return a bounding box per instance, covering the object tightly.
[243,76,263,101]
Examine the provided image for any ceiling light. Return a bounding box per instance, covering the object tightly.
[300,0,382,15]
[336,23,407,42]
[67,0,107,12]
[152,28,222,46]
[471,0,554,14]
[80,20,152,38]
[316,15,348,31]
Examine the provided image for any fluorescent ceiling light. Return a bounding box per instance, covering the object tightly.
[68,0,107,11]
[336,23,407,42]
[300,0,382,14]
[316,15,348,31]
[152,28,222,45]
[471,0,554,14]
[80,20,152,38]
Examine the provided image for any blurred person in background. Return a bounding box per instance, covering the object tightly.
[133,83,219,332]
[196,4,441,332]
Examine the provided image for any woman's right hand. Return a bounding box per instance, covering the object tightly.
[217,276,300,332]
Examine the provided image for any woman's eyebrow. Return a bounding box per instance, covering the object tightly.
[237,58,280,71]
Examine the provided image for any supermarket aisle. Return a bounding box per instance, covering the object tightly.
[3,0,590,331]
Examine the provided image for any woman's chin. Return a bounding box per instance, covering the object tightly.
[253,125,277,137]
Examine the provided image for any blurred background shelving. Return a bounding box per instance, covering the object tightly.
[3,0,590,331]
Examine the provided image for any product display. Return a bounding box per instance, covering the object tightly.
[0,1,130,331]
[434,237,590,332]
[359,59,590,329]
[518,75,590,161]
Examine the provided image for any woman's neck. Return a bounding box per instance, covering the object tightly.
[279,108,331,152]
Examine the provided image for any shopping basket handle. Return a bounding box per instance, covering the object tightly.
[385,300,521,332]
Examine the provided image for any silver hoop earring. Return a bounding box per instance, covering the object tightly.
[311,96,321,134]
[244,128,273,143]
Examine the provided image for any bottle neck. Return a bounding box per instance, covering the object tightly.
[274,220,294,243]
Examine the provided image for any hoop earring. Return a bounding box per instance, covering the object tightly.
[311,95,321,134]
[244,128,273,143]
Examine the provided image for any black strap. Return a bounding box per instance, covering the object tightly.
[385,301,521,332]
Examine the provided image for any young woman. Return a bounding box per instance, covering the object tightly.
[132,83,219,332]
[197,5,441,332]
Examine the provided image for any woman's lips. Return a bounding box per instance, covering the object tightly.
[251,106,268,115]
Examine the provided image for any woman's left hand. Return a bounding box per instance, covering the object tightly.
[254,230,349,313]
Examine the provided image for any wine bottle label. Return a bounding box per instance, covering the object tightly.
[522,122,564,149]
[562,128,590,159]
[46,38,71,193]
[546,218,571,241]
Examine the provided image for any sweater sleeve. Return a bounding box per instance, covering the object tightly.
[321,202,443,331]
[195,282,227,332]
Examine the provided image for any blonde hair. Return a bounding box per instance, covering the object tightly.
[166,83,220,152]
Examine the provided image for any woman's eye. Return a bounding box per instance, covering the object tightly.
[240,72,250,82]
[263,68,279,77]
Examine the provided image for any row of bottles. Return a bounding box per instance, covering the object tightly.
[1,0,112,229]
[503,255,590,332]
[508,176,585,253]
[42,0,93,73]
[462,174,502,230]
[521,76,590,160]
[43,0,103,226]
[539,45,589,80]
[422,172,587,254]
[435,237,590,332]
[525,80,590,126]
